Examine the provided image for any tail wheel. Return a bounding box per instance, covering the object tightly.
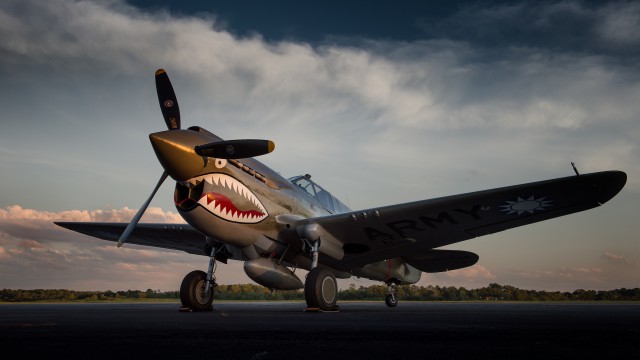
[385,293,398,307]
[304,267,338,311]
[180,270,213,311]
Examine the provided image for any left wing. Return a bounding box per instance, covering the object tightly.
[55,222,207,255]
[292,171,626,270]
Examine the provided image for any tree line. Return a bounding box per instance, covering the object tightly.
[2,283,639,302]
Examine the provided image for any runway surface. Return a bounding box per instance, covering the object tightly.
[1,301,639,359]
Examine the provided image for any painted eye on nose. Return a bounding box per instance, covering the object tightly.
[215,159,227,169]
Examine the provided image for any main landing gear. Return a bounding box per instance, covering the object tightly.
[180,247,217,311]
[305,267,338,311]
[303,240,339,311]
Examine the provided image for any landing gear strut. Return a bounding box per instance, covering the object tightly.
[303,240,339,311]
[180,247,217,311]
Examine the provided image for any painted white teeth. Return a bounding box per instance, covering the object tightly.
[188,173,268,224]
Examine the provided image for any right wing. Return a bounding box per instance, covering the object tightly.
[290,171,626,271]
[55,222,207,255]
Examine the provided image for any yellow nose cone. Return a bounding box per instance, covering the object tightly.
[149,130,210,181]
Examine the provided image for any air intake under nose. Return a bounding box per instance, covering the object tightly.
[174,181,204,211]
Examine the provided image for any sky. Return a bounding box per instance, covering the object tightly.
[0,0,638,292]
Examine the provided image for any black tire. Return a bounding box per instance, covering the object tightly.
[304,267,338,311]
[385,293,398,307]
[180,270,213,311]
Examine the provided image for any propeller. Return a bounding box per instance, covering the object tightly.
[117,171,168,247]
[118,69,179,247]
[195,139,275,159]
[155,69,180,130]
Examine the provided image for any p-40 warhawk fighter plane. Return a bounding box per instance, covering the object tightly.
[56,69,627,311]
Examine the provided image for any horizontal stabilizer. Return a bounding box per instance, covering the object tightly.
[403,250,479,273]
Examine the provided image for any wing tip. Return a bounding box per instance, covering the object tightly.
[53,221,71,229]
[594,170,627,205]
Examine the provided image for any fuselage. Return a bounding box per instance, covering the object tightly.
[150,126,349,268]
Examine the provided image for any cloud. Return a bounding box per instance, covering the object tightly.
[597,2,640,46]
[416,265,496,289]
[516,267,605,279]
[17,240,44,250]
[0,205,184,244]
[0,205,241,290]
[443,265,496,280]
[1,0,638,211]
[601,251,631,265]
[418,1,640,57]
[494,266,613,291]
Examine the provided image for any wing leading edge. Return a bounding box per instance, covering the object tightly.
[294,171,626,270]
[54,222,207,255]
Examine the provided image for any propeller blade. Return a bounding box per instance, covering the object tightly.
[155,69,180,130]
[117,171,169,248]
[194,139,275,159]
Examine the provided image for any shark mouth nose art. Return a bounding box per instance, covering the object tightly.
[174,173,268,223]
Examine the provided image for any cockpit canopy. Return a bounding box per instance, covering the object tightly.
[288,175,351,214]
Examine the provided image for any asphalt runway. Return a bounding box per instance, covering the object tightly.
[1,301,639,359]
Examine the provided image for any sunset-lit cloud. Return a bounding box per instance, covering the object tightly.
[0,205,225,290]
[601,252,631,266]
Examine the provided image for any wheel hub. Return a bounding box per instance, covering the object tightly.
[321,277,336,304]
